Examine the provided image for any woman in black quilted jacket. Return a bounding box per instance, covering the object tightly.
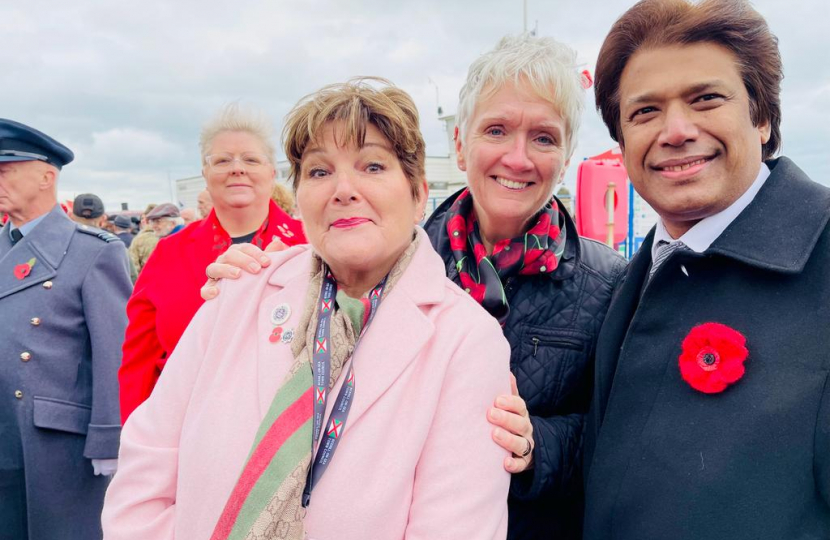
[202,35,625,540]
[420,35,624,540]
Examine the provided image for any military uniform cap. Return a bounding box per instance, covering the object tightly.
[0,118,74,169]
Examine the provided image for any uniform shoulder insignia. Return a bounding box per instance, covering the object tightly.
[76,224,121,243]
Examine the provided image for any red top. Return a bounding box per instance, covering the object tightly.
[118,200,306,421]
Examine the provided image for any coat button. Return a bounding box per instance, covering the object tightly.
[43,281,53,289]
[14,390,23,399]
[20,352,32,362]
[30,317,41,326]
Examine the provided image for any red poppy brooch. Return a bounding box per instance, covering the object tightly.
[678,322,748,394]
[14,257,36,280]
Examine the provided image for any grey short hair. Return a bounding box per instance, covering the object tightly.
[199,103,276,164]
[456,34,586,159]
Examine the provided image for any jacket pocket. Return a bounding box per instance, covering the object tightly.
[32,396,91,435]
[519,327,590,414]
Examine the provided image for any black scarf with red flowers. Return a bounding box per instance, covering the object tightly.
[446,188,567,324]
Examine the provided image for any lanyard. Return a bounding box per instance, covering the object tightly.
[302,267,387,508]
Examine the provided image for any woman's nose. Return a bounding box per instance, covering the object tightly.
[500,136,533,172]
[332,171,359,202]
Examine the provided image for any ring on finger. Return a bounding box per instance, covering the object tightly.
[521,437,532,457]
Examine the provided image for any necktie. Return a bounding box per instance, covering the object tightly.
[649,239,687,281]
[10,228,23,246]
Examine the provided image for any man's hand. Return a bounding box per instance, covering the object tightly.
[488,374,535,474]
[200,239,288,300]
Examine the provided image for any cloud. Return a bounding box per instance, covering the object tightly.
[2,0,827,211]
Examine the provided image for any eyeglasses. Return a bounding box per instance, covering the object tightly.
[204,152,271,172]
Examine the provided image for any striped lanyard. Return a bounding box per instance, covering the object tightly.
[302,266,387,507]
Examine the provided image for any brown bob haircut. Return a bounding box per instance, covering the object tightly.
[594,0,783,160]
[283,77,426,199]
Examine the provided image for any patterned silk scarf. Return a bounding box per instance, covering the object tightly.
[446,189,567,324]
[210,235,420,540]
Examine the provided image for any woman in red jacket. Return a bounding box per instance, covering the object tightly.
[118,104,306,421]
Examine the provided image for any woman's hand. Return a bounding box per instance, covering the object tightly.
[200,239,288,300]
[488,374,535,474]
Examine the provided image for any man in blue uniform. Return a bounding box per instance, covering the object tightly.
[0,118,131,540]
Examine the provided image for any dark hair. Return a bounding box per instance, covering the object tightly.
[594,0,783,160]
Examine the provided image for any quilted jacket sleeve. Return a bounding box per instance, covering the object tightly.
[509,413,584,501]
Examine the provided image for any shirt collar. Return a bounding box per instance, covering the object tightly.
[8,207,54,240]
[652,162,770,260]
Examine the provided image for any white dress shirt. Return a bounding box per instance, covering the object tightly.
[651,162,771,260]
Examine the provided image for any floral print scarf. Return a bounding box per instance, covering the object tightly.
[446,188,567,324]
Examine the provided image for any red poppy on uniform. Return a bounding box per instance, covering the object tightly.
[678,322,748,394]
[14,258,36,280]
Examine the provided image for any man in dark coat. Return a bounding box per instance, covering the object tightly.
[583,1,830,538]
[0,119,131,540]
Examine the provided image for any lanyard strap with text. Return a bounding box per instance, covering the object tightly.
[302,267,387,507]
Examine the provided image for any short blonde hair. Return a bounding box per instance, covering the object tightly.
[271,182,295,214]
[199,103,276,163]
[282,77,426,200]
[456,34,586,159]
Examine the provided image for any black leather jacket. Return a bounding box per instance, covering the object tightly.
[424,189,625,540]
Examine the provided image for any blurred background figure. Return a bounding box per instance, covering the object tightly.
[111,215,135,248]
[0,118,129,540]
[118,104,306,422]
[129,203,159,274]
[70,193,107,229]
[145,202,183,237]
[196,189,213,219]
[270,182,296,216]
[180,207,198,225]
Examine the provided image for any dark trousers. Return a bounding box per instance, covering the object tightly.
[0,468,28,540]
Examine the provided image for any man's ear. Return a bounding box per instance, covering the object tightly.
[39,165,57,192]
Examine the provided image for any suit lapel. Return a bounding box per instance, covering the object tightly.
[0,208,72,300]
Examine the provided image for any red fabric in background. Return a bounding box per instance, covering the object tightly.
[118,200,306,421]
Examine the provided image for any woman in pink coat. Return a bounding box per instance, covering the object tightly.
[102,79,511,540]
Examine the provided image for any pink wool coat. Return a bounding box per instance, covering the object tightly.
[103,231,511,540]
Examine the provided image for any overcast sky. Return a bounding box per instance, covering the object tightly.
[3,0,827,211]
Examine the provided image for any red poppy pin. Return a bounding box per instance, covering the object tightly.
[14,258,36,280]
[678,322,748,394]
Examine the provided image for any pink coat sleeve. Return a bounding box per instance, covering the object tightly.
[102,293,219,540]
[405,315,512,540]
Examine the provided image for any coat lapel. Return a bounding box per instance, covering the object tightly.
[255,250,315,416]
[593,230,653,426]
[345,230,443,430]
[0,208,72,300]
[184,218,223,286]
[708,157,830,272]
